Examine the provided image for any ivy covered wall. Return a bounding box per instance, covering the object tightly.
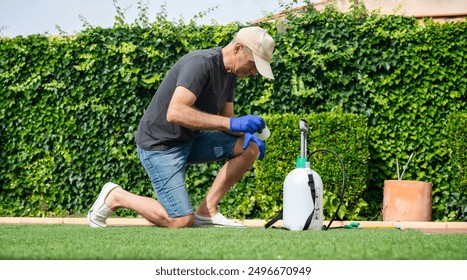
[0,3,465,220]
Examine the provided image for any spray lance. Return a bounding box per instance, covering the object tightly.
[265,118,346,231]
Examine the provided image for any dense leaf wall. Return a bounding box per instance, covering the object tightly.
[446,112,467,221]
[1,4,465,220]
[253,112,369,220]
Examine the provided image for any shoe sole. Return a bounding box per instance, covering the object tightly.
[214,223,246,228]
[87,182,120,228]
[194,224,246,228]
[194,215,246,228]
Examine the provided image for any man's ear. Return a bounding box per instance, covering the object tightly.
[233,42,243,54]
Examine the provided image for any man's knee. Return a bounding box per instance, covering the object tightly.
[168,214,194,228]
[234,136,259,159]
[240,141,260,161]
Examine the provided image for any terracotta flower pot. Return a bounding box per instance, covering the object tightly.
[382,180,432,221]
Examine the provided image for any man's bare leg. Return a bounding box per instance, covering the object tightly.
[195,138,259,217]
[104,188,194,228]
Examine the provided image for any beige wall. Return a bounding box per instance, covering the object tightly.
[253,0,467,24]
[313,0,467,21]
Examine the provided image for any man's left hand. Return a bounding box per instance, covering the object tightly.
[242,133,266,160]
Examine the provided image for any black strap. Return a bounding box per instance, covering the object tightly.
[265,209,283,228]
[303,173,316,230]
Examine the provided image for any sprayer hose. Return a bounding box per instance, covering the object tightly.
[309,149,346,230]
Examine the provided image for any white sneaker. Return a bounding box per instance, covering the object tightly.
[87,182,120,228]
[194,213,246,228]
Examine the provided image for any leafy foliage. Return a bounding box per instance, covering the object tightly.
[0,12,241,217]
[254,112,369,221]
[237,4,466,220]
[0,2,465,220]
[445,112,467,221]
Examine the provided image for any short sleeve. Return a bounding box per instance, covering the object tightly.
[176,56,209,98]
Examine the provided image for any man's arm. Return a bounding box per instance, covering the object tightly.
[219,101,234,118]
[219,101,243,136]
[166,86,231,131]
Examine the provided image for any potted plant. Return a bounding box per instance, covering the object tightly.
[382,149,432,222]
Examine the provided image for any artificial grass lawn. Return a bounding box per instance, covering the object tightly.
[0,225,466,260]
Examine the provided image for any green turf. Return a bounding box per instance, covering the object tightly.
[0,225,465,260]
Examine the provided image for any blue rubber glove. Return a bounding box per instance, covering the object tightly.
[230,115,265,134]
[243,133,266,160]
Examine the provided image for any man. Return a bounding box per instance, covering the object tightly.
[87,26,274,228]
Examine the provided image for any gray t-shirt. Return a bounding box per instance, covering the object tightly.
[136,47,237,150]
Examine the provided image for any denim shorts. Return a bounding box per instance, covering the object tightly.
[137,131,238,218]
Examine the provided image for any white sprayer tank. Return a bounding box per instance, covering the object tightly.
[283,164,323,231]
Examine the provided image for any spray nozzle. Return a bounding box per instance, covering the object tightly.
[299,119,308,132]
[299,119,308,161]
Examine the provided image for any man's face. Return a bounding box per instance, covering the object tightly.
[234,44,258,78]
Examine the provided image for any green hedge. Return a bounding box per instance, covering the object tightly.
[446,112,467,221]
[186,112,369,221]
[249,5,466,220]
[0,23,241,217]
[1,3,465,220]
[253,112,369,220]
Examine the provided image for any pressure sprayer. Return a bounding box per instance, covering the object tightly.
[265,119,346,231]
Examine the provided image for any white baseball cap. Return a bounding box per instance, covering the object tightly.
[237,26,275,80]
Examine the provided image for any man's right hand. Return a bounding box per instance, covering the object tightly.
[229,115,265,134]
